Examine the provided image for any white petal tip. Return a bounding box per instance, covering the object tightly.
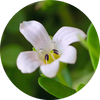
[20,21,27,29]
[20,23,23,29]
[40,60,60,78]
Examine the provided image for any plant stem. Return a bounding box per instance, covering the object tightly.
[57,72,68,86]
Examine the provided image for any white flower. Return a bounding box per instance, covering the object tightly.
[17,21,86,78]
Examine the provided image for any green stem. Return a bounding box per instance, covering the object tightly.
[57,72,68,86]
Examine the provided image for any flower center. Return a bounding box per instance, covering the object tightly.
[44,49,60,64]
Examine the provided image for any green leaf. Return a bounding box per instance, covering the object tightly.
[38,77,76,98]
[76,84,88,95]
[87,24,99,70]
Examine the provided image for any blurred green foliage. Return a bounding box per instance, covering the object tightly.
[0,0,96,99]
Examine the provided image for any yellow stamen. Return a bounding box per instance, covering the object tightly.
[51,53,56,60]
[44,52,60,64]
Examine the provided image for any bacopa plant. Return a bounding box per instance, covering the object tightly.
[16,20,99,98]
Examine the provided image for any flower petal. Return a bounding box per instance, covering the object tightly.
[40,59,59,78]
[53,27,86,50]
[20,21,52,55]
[17,51,43,73]
[59,46,77,64]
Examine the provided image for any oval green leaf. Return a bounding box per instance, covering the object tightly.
[87,24,99,70]
[38,77,76,99]
[77,84,88,95]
